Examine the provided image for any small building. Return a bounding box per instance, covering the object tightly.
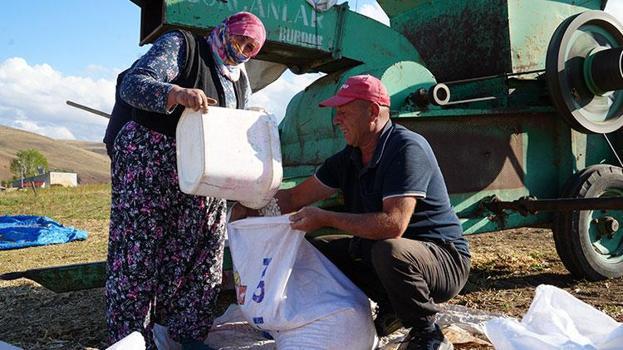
[11,171,78,188]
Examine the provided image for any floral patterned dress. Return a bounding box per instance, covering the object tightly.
[106,30,249,348]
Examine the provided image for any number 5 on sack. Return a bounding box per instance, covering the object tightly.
[252,257,272,303]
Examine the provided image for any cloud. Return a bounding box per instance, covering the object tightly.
[357,3,390,25]
[335,0,389,25]
[0,57,113,141]
[84,64,123,80]
[12,120,76,140]
[605,0,623,23]
[248,71,322,122]
[0,56,322,141]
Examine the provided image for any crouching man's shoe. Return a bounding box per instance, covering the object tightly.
[397,324,453,350]
[374,307,403,336]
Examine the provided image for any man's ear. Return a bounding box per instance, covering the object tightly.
[369,102,380,117]
[369,102,381,122]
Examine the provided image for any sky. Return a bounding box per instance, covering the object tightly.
[0,0,621,141]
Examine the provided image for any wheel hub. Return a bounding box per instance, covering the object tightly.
[593,216,620,238]
[546,11,623,134]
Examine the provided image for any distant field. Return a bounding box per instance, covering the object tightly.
[60,140,108,156]
[0,125,110,184]
[0,184,110,271]
[0,185,111,349]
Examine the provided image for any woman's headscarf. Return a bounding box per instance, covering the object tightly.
[209,11,266,82]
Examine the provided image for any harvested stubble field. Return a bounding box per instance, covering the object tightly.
[1,185,622,349]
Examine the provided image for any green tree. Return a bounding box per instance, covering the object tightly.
[10,149,49,179]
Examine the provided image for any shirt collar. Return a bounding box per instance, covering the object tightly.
[369,120,393,168]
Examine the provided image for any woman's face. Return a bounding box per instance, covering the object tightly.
[230,35,260,58]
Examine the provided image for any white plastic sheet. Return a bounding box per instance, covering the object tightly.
[484,284,623,350]
[106,332,145,350]
[0,341,22,350]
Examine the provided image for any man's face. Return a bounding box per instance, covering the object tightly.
[333,100,371,147]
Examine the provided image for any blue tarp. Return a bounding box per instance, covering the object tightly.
[0,215,88,250]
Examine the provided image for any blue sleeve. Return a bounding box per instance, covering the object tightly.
[119,31,187,113]
[382,142,434,200]
[314,148,349,189]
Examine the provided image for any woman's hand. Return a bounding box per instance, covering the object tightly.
[167,85,216,113]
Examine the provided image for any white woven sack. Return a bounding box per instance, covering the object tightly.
[227,215,372,332]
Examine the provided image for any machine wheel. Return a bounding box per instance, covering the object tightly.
[546,11,623,134]
[553,165,623,280]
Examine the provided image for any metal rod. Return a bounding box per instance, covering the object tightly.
[0,271,24,280]
[486,197,623,215]
[441,69,546,86]
[66,100,111,119]
[442,96,498,106]
[603,133,623,167]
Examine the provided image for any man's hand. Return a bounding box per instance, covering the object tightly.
[229,202,248,222]
[289,206,329,232]
[167,85,216,113]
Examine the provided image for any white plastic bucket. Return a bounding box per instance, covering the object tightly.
[176,107,282,209]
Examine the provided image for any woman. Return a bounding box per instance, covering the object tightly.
[106,12,266,349]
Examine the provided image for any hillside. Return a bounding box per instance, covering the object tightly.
[60,140,108,156]
[0,125,110,184]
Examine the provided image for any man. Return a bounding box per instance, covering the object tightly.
[235,74,470,350]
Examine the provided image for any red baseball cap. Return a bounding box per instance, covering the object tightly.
[319,75,390,107]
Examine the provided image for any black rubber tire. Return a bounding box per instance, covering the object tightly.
[553,165,605,277]
[552,165,623,280]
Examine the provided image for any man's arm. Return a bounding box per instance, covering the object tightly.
[275,176,336,214]
[290,196,416,240]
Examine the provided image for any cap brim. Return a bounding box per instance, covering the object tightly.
[319,95,356,107]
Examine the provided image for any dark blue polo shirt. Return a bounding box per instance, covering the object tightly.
[315,121,469,256]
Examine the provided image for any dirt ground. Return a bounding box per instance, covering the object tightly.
[456,227,623,321]
[1,226,622,349]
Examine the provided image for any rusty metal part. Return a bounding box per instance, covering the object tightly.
[398,114,535,194]
[399,5,511,82]
[485,196,623,216]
